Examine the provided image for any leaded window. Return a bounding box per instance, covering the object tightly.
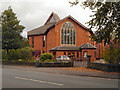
[32,37,34,48]
[43,35,45,47]
[61,22,76,45]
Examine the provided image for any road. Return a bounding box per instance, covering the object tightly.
[2,66,118,88]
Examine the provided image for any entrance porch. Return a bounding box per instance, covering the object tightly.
[49,43,97,61]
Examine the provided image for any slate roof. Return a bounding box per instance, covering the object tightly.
[49,46,80,51]
[27,23,55,36]
[27,12,93,36]
[49,43,96,51]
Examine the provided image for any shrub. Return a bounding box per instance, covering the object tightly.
[2,47,34,61]
[7,49,20,60]
[2,49,7,60]
[18,47,34,60]
[102,46,120,64]
[40,53,53,62]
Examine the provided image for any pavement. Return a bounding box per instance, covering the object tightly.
[2,65,120,79]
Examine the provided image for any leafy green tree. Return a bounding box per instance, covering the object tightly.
[102,46,120,64]
[0,6,27,51]
[69,0,120,45]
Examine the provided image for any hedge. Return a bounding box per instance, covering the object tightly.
[2,47,34,61]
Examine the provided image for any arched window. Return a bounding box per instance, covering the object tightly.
[61,22,76,45]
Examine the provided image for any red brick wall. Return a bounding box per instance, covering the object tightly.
[29,36,32,49]
[82,49,96,61]
[46,28,57,53]
[29,35,43,53]
[28,18,96,61]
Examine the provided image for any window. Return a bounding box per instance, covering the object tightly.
[72,53,74,58]
[77,52,79,61]
[83,51,87,58]
[64,52,66,55]
[42,51,45,53]
[53,52,56,59]
[77,52,79,58]
[49,16,55,23]
[68,53,70,57]
[32,37,34,48]
[61,29,63,44]
[61,22,76,45]
[43,35,45,47]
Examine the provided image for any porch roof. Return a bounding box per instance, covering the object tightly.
[80,43,96,49]
[49,46,80,51]
[49,43,96,51]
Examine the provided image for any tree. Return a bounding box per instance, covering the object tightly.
[102,46,120,64]
[69,0,120,45]
[0,6,26,51]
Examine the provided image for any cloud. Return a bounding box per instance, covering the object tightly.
[0,0,95,38]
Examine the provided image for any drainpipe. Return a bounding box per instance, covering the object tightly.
[99,43,100,59]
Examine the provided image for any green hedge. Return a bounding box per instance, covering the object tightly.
[2,60,73,67]
[2,47,34,61]
[2,60,35,66]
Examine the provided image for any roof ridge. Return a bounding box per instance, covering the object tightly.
[80,43,96,49]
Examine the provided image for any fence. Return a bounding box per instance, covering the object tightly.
[2,60,73,67]
[87,62,120,72]
[74,61,88,67]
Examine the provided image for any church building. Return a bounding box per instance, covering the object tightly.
[27,12,97,61]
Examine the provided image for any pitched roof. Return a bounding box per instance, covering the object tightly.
[49,46,80,51]
[52,12,60,22]
[27,12,93,36]
[49,43,96,51]
[27,22,55,36]
[80,43,96,49]
[44,12,60,25]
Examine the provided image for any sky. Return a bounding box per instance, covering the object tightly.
[0,0,95,38]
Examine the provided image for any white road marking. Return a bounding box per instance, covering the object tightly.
[15,76,64,86]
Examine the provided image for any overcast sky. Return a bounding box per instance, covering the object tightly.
[0,0,95,38]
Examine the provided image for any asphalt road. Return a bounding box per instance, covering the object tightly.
[2,66,118,88]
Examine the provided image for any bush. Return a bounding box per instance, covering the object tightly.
[7,49,20,60]
[2,49,7,60]
[102,46,120,64]
[18,47,34,60]
[40,53,53,62]
[2,47,34,61]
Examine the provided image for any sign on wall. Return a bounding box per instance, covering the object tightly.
[33,50,41,57]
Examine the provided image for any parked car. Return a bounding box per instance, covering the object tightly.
[56,55,71,62]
